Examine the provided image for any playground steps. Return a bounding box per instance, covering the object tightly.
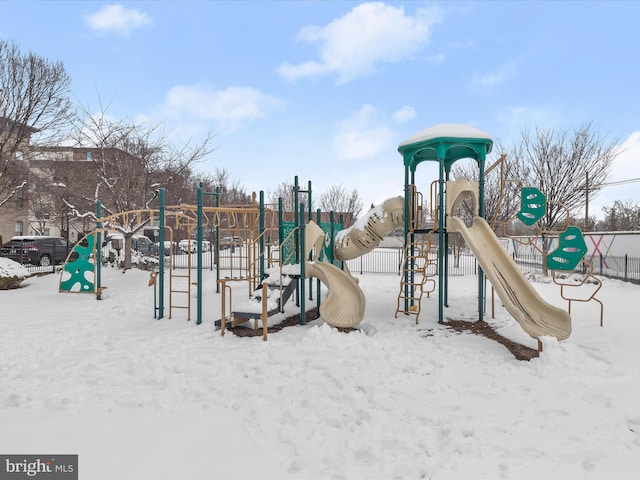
[395,236,437,324]
[214,274,300,330]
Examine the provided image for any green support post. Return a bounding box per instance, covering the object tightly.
[403,166,410,314]
[478,158,486,322]
[444,169,450,309]
[437,161,445,324]
[215,186,221,293]
[259,191,265,281]
[96,200,103,300]
[158,188,165,319]
[299,203,306,325]
[197,183,203,325]
[316,208,322,315]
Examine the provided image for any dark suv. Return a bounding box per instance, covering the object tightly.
[0,236,74,266]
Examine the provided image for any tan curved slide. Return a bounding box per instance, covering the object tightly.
[302,197,405,328]
[304,220,366,328]
[305,261,366,329]
[448,215,572,340]
[334,196,404,261]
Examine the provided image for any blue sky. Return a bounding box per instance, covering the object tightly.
[2,1,639,219]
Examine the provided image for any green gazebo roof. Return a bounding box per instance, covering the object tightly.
[398,123,493,171]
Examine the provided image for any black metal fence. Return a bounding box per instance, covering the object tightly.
[344,247,640,284]
[16,245,640,285]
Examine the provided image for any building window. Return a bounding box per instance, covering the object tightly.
[86,151,92,161]
[15,221,23,236]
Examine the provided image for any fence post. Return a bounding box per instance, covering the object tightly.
[625,254,628,282]
[599,253,603,275]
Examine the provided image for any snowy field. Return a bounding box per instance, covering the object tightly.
[1,264,639,479]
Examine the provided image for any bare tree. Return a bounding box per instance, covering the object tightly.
[0,39,74,206]
[193,167,252,206]
[68,103,216,269]
[602,200,640,231]
[515,123,618,231]
[510,123,619,273]
[318,183,363,227]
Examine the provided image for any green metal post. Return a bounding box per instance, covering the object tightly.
[215,186,220,293]
[314,208,321,310]
[294,176,300,264]
[96,200,103,300]
[278,197,284,246]
[158,188,165,319]
[478,158,486,321]
[259,191,265,280]
[299,202,306,325]
[197,183,203,325]
[329,211,336,265]
[444,169,450,308]
[403,165,410,313]
[438,161,445,324]
[307,181,313,302]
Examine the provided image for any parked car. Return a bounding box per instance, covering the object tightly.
[103,233,157,256]
[155,241,179,256]
[0,236,74,266]
[178,239,197,254]
[219,236,243,250]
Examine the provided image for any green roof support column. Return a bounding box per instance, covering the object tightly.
[478,158,486,322]
[438,160,445,324]
[444,168,450,309]
[403,165,410,313]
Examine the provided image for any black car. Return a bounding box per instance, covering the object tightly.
[0,236,74,266]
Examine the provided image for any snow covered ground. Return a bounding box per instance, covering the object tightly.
[1,264,639,479]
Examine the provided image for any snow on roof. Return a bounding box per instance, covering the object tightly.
[399,123,492,148]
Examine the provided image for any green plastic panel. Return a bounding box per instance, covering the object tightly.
[546,226,587,271]
[517,187,546,226]
[60,233,96,293]
[280,221,297,265]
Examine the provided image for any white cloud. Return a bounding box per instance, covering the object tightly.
[392,106,416,124]
[278,2,442,84]
[472,61,518,90]
[84,4,152,37]
[160,84,284,134]
[333,104,394,161]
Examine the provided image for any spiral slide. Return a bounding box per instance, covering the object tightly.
[303,196,405,329]
[446,180,571,340]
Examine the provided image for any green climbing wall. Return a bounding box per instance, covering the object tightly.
[546,226,587,271]
[517,187,546,226]
[59,233,96,293]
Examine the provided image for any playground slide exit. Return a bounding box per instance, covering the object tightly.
[303,196,405,329]
[447,215,572,341]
